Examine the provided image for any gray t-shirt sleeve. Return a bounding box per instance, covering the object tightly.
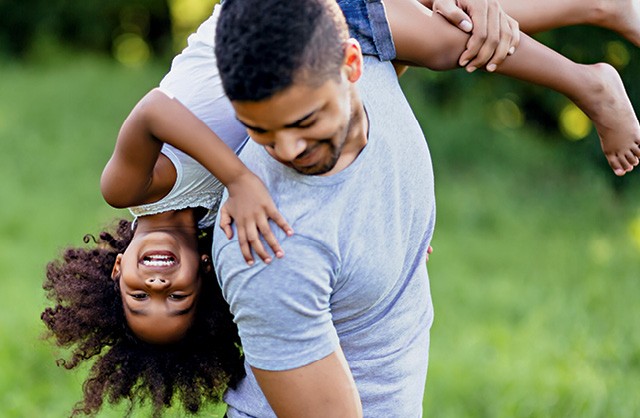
[214,234,341,371]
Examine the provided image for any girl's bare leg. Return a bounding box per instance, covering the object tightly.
[387,0,640,175]
[486,0,640,46]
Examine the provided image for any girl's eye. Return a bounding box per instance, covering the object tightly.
[130,293,148,300]
[169,294,187,300]
[299,120,316,129]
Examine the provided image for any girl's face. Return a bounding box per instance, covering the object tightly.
[111,228,205,344]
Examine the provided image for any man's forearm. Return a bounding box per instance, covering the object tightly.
[252,350,363,418]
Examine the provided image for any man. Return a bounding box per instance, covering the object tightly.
[212,0,435,416]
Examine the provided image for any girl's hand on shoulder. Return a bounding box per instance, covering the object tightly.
[220,172,294,265]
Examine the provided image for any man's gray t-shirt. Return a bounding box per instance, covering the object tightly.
[213,57,436,417]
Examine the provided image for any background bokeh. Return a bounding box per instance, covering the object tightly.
[1,0,639,416]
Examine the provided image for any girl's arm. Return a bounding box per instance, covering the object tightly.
[101,89,293,264]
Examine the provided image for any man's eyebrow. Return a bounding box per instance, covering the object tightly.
[236,110,317,132]
[236,117,265,132]
[125,303,195,317]
[283,110,316,128]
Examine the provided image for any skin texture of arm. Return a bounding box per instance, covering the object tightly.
[101,89,248,208]
[252,349,363,418]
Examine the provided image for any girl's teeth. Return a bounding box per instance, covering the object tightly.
[143,255,175,266]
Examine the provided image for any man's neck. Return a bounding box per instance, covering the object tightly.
[323,91,368,176]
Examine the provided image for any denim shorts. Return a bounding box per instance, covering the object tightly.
[338,0,397,61]
[219,0,396,61]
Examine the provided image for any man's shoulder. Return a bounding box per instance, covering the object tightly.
[213,230,339,278]
[360,56,398,88]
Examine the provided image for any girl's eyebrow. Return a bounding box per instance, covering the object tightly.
[125,302,195,317]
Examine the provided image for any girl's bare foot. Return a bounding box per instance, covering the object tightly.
[575,62,640,176]
[594,0,640,47]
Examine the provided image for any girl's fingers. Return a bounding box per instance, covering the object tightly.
[245,224,272,264]
[236,227,255,265]
[218,208,235,239]
[268,209,294,236]
[257,219,285,259]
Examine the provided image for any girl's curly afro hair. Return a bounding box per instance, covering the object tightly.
[42,219,245,417]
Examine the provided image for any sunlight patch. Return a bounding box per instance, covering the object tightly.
[559,103,591,141]
[629,215,640,252]
[605,41,630,70]
[113,33,150,68]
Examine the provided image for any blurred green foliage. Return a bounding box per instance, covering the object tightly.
[0,0,172,59]
[1,53,638,417]
[2,0,637,186]
[1,2,639,416]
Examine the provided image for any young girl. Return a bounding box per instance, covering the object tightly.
[43,218,245,417]
[43,0,640,416]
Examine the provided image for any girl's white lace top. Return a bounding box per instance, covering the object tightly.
[128,144,223,229]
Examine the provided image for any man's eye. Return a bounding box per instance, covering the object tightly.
[169,294,187,300]
[248,127,267,134]
[130,293,148,300]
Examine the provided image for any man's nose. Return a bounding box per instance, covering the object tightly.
[273,132,306,161]
[145,277,170,290]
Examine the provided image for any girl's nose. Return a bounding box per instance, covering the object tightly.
[145,277,170,290]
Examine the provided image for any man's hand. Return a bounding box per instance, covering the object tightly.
[428,0,520,72]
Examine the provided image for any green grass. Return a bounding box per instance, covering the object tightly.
[1,56,639,417]
[401,70,640,417]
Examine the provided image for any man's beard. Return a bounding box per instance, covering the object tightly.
[291,140,342,175]
[292,116,352,175]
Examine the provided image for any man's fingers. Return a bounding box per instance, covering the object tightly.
[433,1,473,32]
[458,8,488,68]
[484,15,513,71]
[508,16,520,54]
[464,4,510,71]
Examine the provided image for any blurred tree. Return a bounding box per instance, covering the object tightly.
[0,0,172,60]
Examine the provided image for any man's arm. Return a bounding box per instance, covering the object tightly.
[215,233,361,416]
[252,349,362,418]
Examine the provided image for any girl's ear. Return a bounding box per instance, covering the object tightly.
[342,38,363,83]
[201,254,212,274]
[111,254,123,281]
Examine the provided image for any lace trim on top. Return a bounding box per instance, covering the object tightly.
[128,144,224,229]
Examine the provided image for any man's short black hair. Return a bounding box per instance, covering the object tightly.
[215,0,349,102]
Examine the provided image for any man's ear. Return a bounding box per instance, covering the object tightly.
[342,38,363,83]
[111,254,123,281]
